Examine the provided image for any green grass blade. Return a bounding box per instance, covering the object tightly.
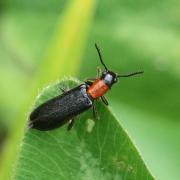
[0,0,96,179]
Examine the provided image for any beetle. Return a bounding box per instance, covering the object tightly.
[29,44,143,131]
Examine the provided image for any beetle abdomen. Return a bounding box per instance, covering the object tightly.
[29,84,93,131]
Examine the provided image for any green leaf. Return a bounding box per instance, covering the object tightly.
[14,78,154,180]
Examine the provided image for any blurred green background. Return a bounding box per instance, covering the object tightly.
[0,0,180,179]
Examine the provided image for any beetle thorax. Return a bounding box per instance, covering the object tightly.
[87,79,109,99]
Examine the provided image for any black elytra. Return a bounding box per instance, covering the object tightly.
[29,84,92,131]
[29,44,143,131]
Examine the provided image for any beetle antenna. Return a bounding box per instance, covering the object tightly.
[117,71,144,78]
[95,43,108,71]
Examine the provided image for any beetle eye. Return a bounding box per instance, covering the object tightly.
[101,71,107,77]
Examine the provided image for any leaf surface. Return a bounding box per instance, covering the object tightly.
[15,79,154,180]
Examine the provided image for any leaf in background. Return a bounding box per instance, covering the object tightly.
[0,0,96,179]
[14,78,154,180]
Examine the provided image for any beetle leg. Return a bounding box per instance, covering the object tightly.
[101,96,109,106]
[67,119,75,131]
[92,103,99,120]
[96,66,102,78]
[59,82,69,93]
[59,87,66,93]
[85,78,96,82]
[85,80,93,86]
[84,67,101,82]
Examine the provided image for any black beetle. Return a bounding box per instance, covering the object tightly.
[29,44,143,131]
